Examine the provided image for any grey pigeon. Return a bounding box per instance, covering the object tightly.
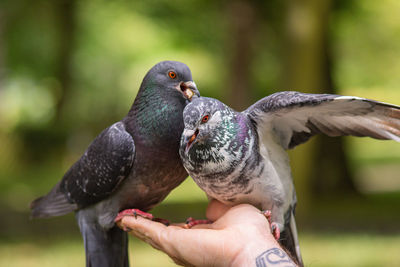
[30,61,200,267]
[179,92,400,265]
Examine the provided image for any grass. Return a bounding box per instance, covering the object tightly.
[0,85,398,267]
[0,232,399,267]
[0,238,176,267]
[2,181,400,267]
[301,233,400,267]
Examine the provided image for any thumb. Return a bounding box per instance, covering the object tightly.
[119,216,197,266]
[206,199,231,221]
[119,216,167,250]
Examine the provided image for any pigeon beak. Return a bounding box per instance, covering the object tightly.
[178,81,199,101]
[183,129,199,153]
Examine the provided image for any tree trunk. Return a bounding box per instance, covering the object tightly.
[53,0,77,121]
[311,23,357,196]
[281,0,357,211]
[226,0,258,111]
[0,8,5,91]
[18,0,78,162]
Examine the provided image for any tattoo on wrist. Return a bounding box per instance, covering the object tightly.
[255,248,296,267]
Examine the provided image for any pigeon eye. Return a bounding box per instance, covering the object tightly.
[168,71,177,79]
[201,115,210,123]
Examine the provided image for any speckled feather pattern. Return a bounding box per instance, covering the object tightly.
[180,93,400,265]
[181,92,400,216]
[31,61,198,229]
[246,91,337,114]
[30,61,199,267]
[60,122,135,207]
[115,87,189,214]
[180,97,281,207]
[246,91,400,149]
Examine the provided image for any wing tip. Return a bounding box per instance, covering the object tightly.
[386,132,400,142]
[30,183,77,218]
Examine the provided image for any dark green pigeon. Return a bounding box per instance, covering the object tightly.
[179,93,400,265]
[30,61,200,267]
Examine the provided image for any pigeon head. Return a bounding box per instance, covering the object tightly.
[181,97,230,152]
[139,61,200,102]
[180,97,253,175]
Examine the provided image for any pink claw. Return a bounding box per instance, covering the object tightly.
[184,217,213,229]
[271,222,281,240]
[261,210,280,240]
[261,210,272,223]
[114,209,154,223]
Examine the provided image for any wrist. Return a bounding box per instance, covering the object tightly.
[231,236,275,267]
[231,236,298,267]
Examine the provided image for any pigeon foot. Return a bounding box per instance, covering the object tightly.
[114,209,170,226]
[114,209,154,222]
[261,210,280,240]
[271,222,281,240]
[261,210,272,223]
[183,217,213,229]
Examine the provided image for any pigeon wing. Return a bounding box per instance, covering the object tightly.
[245,91,400,150]
[61,121,135,207]
[31,122,135,217]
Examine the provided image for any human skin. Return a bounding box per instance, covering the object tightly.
[117,200,298,267]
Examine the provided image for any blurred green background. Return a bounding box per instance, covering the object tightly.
[0,0,400,266]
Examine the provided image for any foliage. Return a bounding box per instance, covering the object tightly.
[1,232,399,267]
[0,0,399,265]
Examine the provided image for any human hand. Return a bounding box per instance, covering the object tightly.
[117,200,297,267]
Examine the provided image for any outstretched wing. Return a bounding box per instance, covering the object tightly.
[31,122,135,217]
[245,91,400,150]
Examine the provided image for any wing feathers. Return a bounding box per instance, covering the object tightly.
[60,122,135,207]
[246,91,400,149]
[31,122,136,218]
[31,182,77,218]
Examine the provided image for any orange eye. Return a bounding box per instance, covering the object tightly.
[201,115,209,123]
[168,71,177,79]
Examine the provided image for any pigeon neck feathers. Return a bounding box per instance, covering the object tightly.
[126,87,186,152]
[181,98,260,180]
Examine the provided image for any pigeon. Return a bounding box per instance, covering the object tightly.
[179,92,400,265]
[30,61,200,267]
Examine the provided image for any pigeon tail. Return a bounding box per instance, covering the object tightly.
[30,181,77,218]
[279,213,303,266]
[77,210,129,267]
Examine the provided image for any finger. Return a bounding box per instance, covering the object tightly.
[191,223,214,229]
[216,204,271,231]
[120,216,169,250]
[140,217,228,263]
[170,222,188,228]
[169,223,213,230]
[120,215,167,233]
[122,216,219,265]
[160,227,228,266]
[206,199,231,221]
[120,216,206,255]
